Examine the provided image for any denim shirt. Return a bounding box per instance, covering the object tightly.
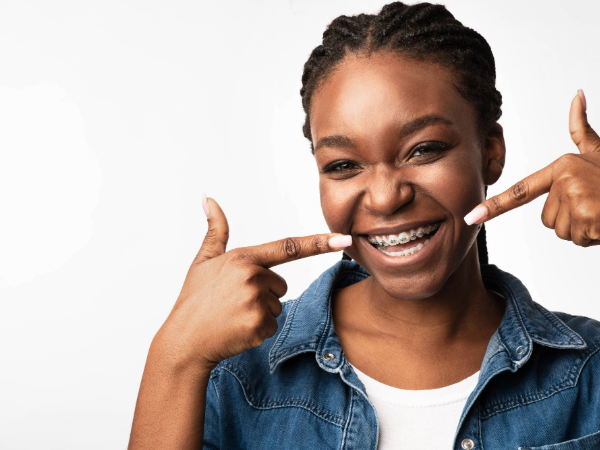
[203,261,600,449]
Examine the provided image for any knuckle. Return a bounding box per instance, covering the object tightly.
[559,153,580,167]
[577,204,596,221]
[282,237,301,259]
[312,236,329,253]
[192,250,209,266]
[280,278,289,296]
[573,234,590,247]
[245,310,265,332]
[490,196,502,212]
[564,182,586,201]
[202,228,220,248]
[251,334,265,348]
[272,300,283,317]
[245,270,263,287]
[227,248,245,265]
[510,181,528,203]
[243,288,263,307]
[541,213,553,229]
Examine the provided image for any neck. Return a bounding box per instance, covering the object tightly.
[356,248,504,347]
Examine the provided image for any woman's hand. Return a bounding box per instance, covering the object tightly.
[464,90,600,247]
[152,196,352,372]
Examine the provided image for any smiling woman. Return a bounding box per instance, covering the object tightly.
[128,2,600,450]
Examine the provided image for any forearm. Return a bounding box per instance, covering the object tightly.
[128,341,212,450]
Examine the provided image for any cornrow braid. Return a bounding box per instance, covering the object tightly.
[300,1,500,265]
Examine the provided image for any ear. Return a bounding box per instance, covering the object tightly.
[482,122,505,186]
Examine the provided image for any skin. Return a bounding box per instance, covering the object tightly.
[128,51,600,448]
[311,53,506,388]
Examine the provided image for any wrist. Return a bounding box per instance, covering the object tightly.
[148,333,216,380]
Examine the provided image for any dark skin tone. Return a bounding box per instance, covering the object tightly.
[311,53,506,389]
[129,51,600,448]
[312,52,600,389]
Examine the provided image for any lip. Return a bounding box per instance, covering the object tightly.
[357,219,444,237]
[357,220,445,267]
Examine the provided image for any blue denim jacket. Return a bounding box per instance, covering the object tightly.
[203,261,600,449]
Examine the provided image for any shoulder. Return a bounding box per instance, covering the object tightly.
[539,310,600,390]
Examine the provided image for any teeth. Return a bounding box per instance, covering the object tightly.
[368,223,439,246]
[376,238,430,257]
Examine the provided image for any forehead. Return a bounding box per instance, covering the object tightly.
[309,53,476,145]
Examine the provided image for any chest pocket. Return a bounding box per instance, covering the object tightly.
[519,430,600,450]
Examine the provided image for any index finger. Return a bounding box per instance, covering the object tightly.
[464,163,554,225]
[239,234,352,268]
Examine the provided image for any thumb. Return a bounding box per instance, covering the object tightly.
[194,194,229,264]
[569,89,600,153]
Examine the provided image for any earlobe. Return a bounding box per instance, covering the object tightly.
[483,122,506,186]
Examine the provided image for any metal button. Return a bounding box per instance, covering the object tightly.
[516,345,526,355]
[461,438,475,450]
[323,353,335,361]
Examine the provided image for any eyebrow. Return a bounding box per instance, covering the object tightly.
[313,114,453,153]
[314,135,356,153]
[398,114,453,139]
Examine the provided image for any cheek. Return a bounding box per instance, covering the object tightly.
[319,178,360,234]
[432,152,485,216]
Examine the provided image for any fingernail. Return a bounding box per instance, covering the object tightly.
[202,193,210,219]
[464,206,487,225]
[329,235,352,249]
[578,89,587,112]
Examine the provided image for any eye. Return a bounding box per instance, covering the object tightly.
[323,160,360,173]
[410,141,452,159]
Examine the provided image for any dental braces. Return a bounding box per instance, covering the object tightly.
[368,223,439,246]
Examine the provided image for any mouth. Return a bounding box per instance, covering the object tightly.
[365,221,442,258]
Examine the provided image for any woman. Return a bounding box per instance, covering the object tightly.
[129,2,600,449]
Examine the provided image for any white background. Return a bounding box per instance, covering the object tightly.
[1,1,599,448]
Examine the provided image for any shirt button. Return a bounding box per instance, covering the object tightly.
[323,353,335,361]
[461,438,475,449]
[516,345,527,355]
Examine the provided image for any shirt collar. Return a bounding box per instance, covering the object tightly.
[268,261,586,374]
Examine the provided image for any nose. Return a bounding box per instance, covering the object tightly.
[363,168,414,216]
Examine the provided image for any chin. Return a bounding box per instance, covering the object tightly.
[366,261,452,301]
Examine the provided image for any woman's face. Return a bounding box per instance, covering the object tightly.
[311,52,503,300]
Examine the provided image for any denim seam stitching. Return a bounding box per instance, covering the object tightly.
[271,267,369,372]
[484,272,583,347]
[483,273,532,349]
[276,296,302,350]
[340,357,380,449]
[452,348,508,446]
[480,341,600,419]
[339,387,354,450]
[210,377,220,401]
[532,303,586,346]
[269,296,302,368]
[478,396,485,450]
[316,281,335,364]
[221,365,345,427]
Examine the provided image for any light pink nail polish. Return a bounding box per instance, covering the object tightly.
[464,206,487,225]
[202,193,210,219]
[329,235,352,249]
[578,89,587,112]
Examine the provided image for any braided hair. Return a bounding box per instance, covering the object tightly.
[301,1,500,265]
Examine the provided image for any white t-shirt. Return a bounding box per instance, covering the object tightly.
[352,365,480,450]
